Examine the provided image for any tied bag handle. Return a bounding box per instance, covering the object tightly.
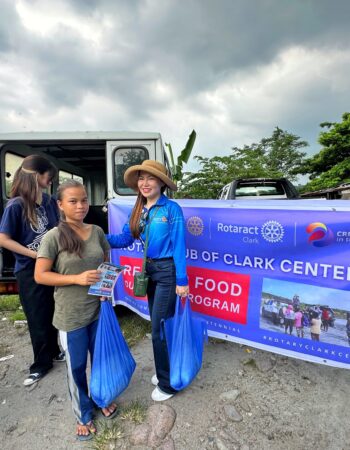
[182,296,208,343]
[141,206,160,274]
[160,296,208,342]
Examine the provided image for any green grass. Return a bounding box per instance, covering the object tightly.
[119,399,147,424]
[0,295,20,311]
[91,421,124,450]
[8,310,26,322]
[91,400,147,449]
[118,313,151,347]
[0,295,25,323]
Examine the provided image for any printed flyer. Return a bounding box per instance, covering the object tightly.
[88,262,125,297]
[108,198,350,368]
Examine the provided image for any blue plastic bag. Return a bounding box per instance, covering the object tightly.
[90,300,136,407]
[162,296,207,391]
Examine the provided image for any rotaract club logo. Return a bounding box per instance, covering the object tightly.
[186,216,204,236]
[261,220,284,243]
[306,222,334,247]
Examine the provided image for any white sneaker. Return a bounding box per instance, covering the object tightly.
[23,372,43,386]
[151,374,159,386]
[151,387,174,402]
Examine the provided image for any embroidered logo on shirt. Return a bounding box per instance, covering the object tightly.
[161,216,168,222]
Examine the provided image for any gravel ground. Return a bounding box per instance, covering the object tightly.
[1,314,350,450]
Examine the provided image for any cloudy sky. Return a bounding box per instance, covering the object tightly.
[1,0,350,171]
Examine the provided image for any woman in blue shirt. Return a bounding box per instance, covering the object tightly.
[0,155,64,386]
[107,160,189,401]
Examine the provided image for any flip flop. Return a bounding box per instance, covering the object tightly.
[101,404,118,420]
[76,421,96,441]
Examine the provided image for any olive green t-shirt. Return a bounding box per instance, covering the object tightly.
[37,225,110,332]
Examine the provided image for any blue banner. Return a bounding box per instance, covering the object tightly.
[109,198,350,368]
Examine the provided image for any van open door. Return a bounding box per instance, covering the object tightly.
[106,137,162,199]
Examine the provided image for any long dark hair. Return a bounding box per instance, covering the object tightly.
[129,192,146,239]
[57,179,87,258]
[11,154,57,227]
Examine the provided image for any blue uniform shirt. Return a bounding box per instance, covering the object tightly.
[0,193,59,273]
[107,194,188,286]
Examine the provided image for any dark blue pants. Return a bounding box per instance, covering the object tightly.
[59,320,98,425]
[146,258,177,394]
[16,263,60,375]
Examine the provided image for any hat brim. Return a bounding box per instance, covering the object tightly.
[124,165,177,191]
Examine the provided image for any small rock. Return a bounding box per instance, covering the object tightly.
[147,404,176,447]
[14,320,27,327]
[129,423,151,446]
[219,390,240,403]
[223,405,243,422]
[209,427,217,432]
[146,333,152,339]
[256,358,275,372]
[56,397,65,403]
[215,438,229,450]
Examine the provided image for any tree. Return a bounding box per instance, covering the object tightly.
[165,130,196,183]
[298,113,350,191]
[178,128,308,199]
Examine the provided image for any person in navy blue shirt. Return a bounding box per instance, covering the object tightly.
[0,155,64,386]
[107,160,189,402]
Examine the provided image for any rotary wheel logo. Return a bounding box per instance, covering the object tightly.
[261,220,284,243]
[187,216,204,236]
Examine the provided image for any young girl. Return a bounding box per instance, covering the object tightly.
[107,160,188,402]
[34,179,117,441]
[310,312,322,341]
[0,155,63,386]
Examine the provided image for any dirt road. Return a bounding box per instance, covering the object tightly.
[1,315,350,450]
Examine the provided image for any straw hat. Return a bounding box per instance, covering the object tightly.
[124,160,177,191]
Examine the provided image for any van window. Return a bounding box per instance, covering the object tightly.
[114,147,149,195]
[59,170,84,184]
[4,153,24,197]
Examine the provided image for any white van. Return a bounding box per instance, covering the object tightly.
[0,131,171,294]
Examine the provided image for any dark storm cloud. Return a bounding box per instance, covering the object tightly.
[3,0,350,112]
